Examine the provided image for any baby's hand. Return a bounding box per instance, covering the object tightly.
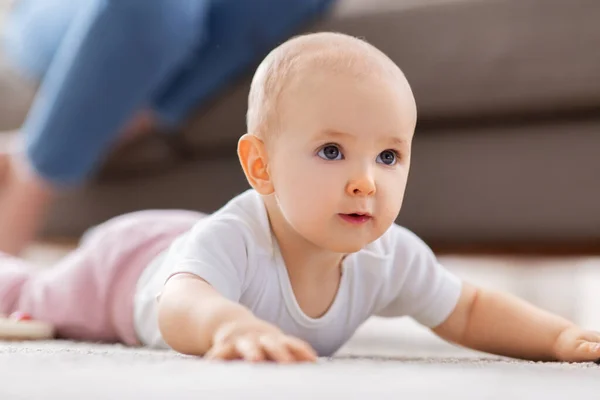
[205,318,317,363]
[553,326,600,362]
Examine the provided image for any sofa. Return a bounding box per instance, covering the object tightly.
[1,0,599,252]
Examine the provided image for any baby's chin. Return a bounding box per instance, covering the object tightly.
[319,236,377,255]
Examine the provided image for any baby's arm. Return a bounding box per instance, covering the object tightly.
[432,283,600,362]
[157,273,317,362]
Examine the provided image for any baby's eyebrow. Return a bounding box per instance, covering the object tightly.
[388,137,409,148]
[313,129,356,142]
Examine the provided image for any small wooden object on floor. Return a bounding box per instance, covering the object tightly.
[0,312,55,341]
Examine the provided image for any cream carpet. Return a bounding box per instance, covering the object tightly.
[2,318,600,399]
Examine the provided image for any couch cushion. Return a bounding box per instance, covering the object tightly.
[329,0,600,123]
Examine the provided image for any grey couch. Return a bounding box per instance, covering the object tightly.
[2,0,599,251]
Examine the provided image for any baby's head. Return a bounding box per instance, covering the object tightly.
[238,32,417,253]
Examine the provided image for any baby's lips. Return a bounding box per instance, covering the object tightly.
[342,211,372,217]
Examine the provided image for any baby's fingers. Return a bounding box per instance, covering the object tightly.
[205,342,238,361]
[235,338,266,362]
[259,336,294,363]
[284,337,318,362]
[569,341,600,362]
[580,330,600,343]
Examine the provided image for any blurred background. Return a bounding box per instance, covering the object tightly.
[0,0,598,328]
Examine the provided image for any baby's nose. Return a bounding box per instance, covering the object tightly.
[346,172,376,196]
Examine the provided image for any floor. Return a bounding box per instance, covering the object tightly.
[2,327,600,400]
[1,244,599,398]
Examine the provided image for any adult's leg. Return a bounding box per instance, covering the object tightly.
[21,0,209,185]
[0,0,84,181]
[0,0,209,255]
[151,0,337,126]
[3,0,86,81]
[2,0,159,153]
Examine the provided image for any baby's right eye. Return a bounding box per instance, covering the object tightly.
[317,145,343,161]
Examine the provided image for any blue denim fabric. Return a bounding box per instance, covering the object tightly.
[3,0,336,185]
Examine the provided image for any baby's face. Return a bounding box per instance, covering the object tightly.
[267,69,416,253]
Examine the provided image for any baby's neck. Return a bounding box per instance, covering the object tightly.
[280,238,344,279]
[264,198,345,319]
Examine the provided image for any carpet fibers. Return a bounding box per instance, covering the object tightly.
[2,318,600,399]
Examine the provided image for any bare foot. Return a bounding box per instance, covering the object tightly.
[0,130,19,184]
[0,152,54,256]
[0,154,9,183]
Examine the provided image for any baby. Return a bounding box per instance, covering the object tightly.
[1,32,599,363]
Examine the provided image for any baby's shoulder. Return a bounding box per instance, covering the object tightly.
[184,190,273,254]
[350,225,440,308]
[350,224,437,290]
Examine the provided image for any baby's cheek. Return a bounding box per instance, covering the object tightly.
[378,177,406,214]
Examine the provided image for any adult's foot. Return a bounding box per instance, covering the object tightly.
[0,152,54,256]
[0,131,18,184]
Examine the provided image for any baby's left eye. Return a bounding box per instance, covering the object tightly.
[377,150,397,166]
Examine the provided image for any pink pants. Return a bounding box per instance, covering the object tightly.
[0,210,202,345]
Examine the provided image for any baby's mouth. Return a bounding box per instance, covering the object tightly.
[339,213,373,225]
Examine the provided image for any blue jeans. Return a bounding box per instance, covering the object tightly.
[3,0,335,185]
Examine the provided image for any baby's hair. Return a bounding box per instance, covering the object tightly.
[246,32,406,140]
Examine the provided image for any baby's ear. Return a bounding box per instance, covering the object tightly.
[237,134,274,195]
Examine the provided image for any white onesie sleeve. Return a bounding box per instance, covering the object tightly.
[163,218,248,302]
[375,225,463,328]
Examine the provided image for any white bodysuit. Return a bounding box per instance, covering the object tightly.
[134,190,463,356]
